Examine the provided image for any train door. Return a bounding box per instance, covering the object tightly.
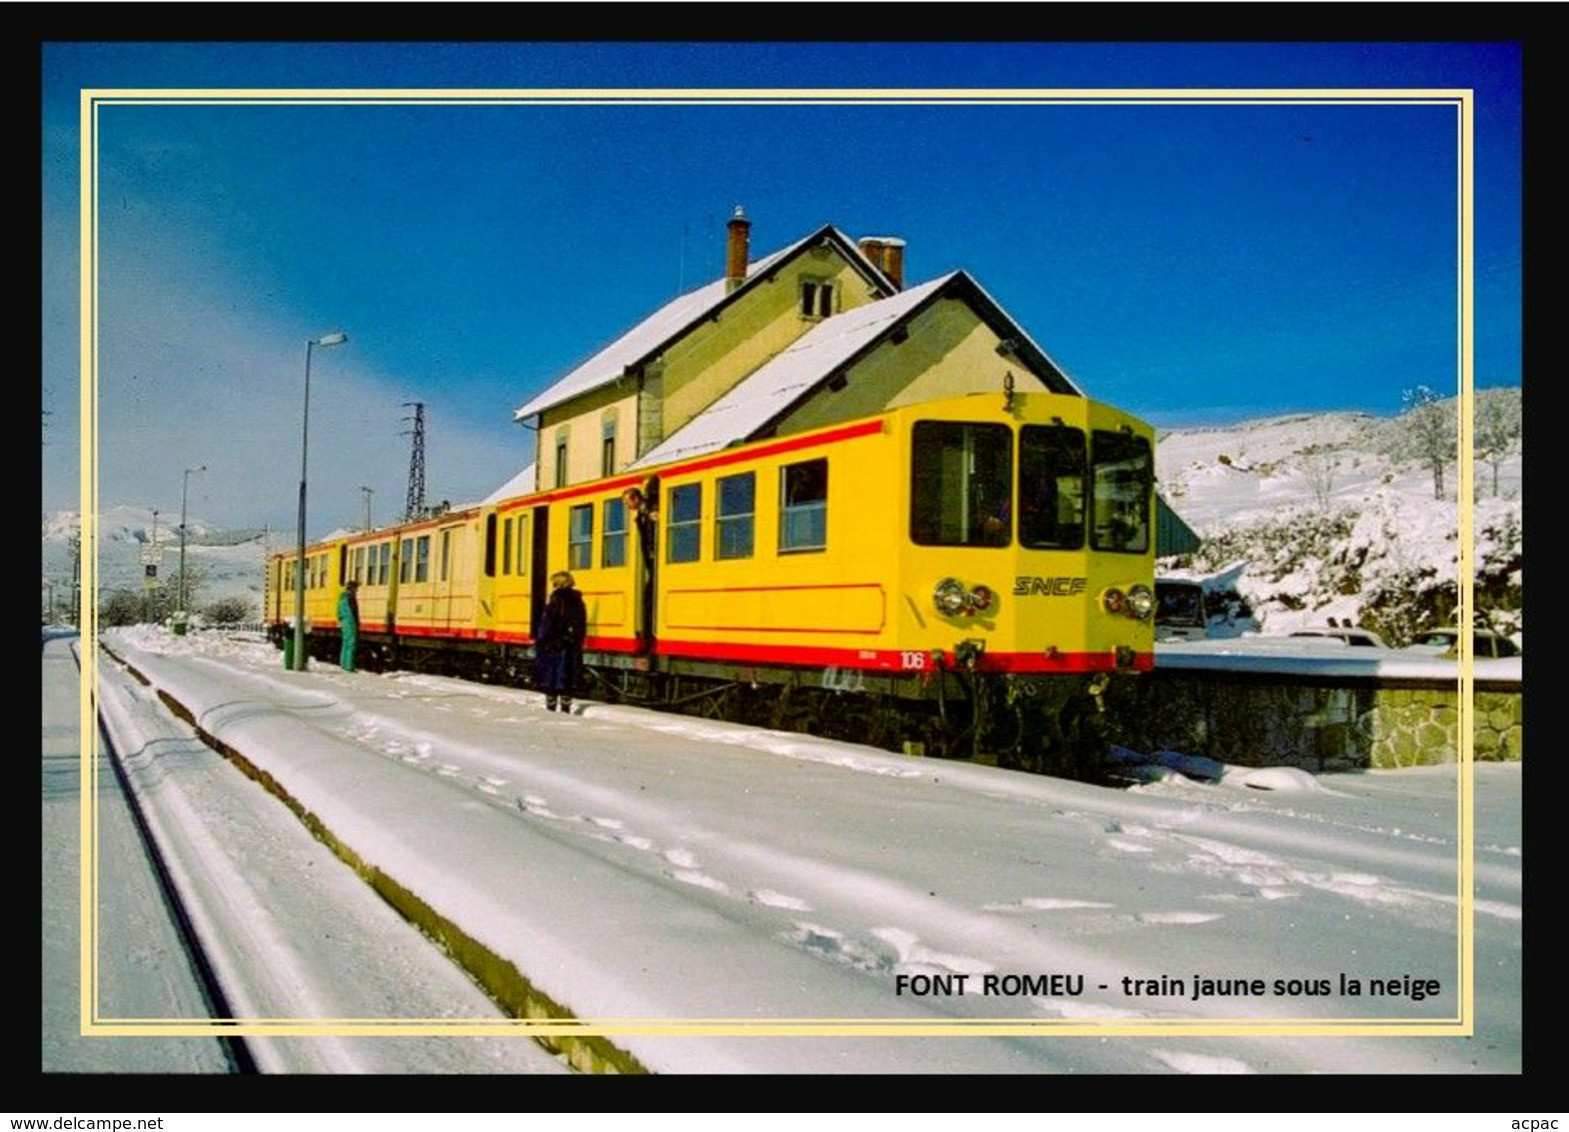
[529,505,550,639]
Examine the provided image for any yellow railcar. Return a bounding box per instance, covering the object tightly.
[268,389,1155,770]
[266,536,351,645]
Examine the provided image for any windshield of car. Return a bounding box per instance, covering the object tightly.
[1155,582,1205,626]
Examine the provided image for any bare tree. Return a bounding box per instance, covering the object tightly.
[1474,388,1521,498]
[1296,423,1339,512]
[1388,386,1456,500]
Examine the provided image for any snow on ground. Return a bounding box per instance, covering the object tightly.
[1155,411,1522,637]
[46,631,567,1075]
[42,630,231,1073]
[59,624,1521,1075]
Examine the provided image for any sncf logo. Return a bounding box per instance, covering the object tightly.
[1013,577,1088,597]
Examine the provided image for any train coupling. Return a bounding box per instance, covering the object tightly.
[1087,671,1111,713]
[954,638,986,671]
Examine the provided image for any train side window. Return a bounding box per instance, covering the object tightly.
[1019,425,1087,550]
[716,472,755,560]
[379,542,391,586]
[780,458,828,553]
[354,546,366,584]
[515,514,528,576]
[502,517,514,576]
[440,530,451,582]
[667,484,702,563]
[568,504,594,570]
[416,535,431,583]
[1090,430,1153,554]
[400,538,413,584]
[484,515,497,577]
[602,498,627,568]
[909,422,1012,547]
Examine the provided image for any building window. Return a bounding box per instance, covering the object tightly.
[502,517,514,576]
[909,421,1013,548]
[780,458,828,552]
[716,472,755,560]
[801,279,835,318]
[555,436,569,488]
[601,412,618,478]
[667,483,701,563]
[568,504,593,570]
[602,498,627,568]
[440,530,451,582]
[415,535,431,583]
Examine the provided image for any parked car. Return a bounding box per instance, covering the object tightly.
[1288,626,1389,648]
[1405,627,1521,658]
[1154,577,1208,642]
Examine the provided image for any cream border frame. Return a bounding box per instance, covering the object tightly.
[78,86,1477,1040]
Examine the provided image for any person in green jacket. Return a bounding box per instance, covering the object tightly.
[338,580,360,672]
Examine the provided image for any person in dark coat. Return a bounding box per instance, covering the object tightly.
[535,570,587,712]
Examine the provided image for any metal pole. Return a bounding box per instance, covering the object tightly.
[293,332,346,671]
[294,339,314,671]
[180,468,205,613]
[146,509,159,622]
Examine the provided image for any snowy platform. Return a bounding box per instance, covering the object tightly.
[1158,636,1522,684]
[80,626,1521,1074]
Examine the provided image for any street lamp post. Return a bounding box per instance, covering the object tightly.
[293,331,348,671]
[179,469,204,614]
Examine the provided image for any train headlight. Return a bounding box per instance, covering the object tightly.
[1101,587,1126,615]
[969,584,995,613]
[1126,584,1156,621]
[934,578,969,616]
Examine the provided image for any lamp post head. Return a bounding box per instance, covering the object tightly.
[312,332,349,348]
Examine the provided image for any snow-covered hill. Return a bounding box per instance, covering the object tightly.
[40,505,286,619]
[1156,391,1522,643]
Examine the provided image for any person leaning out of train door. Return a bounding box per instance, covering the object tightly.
[535,570,587,713]
[338,579,361,672]
[622,483,659,654]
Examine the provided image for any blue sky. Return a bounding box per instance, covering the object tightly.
[41,42,1521,535]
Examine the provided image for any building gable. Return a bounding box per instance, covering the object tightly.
[632,271,1082,468]
[523,221,898,488]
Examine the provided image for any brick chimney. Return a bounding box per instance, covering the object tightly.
[858,235,905,291]
[881,238,905,290]
[725,205,751,293]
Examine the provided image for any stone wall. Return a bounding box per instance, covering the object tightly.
[1104,673,1522,771]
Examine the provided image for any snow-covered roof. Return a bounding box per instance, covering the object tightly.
[512,225,893,422]
[482,463,536,504]
[630,270,1081,469]
[631,273,956,468]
